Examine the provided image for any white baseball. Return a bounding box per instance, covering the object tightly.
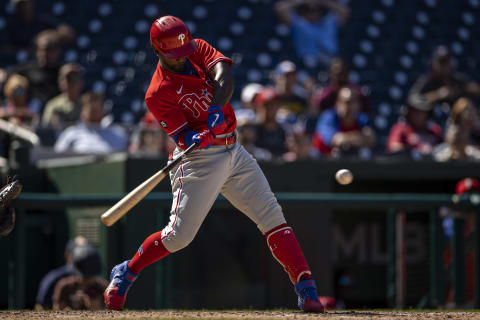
[335,169,353,185]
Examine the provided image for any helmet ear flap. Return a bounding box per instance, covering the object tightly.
[149,16,197,59]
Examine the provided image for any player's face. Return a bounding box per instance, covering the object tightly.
[158,52,187,73]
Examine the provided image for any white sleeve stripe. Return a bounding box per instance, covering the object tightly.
[207,57,232,70]
[168,122,188,136]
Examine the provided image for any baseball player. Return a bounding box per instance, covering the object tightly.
[104,15,324,313]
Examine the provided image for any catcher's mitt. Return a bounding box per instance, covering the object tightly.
[0,176,22,236]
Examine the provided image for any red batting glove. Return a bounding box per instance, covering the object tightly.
[192,130,215,149]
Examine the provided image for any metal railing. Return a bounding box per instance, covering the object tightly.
[7,192,480,309]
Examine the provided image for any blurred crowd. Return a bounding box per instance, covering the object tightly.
[0,0,479,164]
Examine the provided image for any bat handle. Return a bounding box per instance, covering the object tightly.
[183,142,198,155]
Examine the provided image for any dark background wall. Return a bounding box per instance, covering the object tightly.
[1,157,477,309]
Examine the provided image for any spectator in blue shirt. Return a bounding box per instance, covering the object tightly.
[311,87,375,157]
[54,92,128,154]
[275,0,350,66]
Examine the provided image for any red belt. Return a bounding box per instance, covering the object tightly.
[212,133,236,146]
[171,133,237,158]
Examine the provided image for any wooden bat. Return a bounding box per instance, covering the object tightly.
[101,143,197,226]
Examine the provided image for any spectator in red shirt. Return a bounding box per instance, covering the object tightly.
[386,95,443,156]
[311,87,375,157]
[309,57,370,116]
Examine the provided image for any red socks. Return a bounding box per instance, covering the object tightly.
[265,224,312,284]
[128,224,311,284]
[127,232,170,275]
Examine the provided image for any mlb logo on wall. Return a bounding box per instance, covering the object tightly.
[160,121,167,128]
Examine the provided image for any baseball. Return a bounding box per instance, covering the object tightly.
[335,169,353,185]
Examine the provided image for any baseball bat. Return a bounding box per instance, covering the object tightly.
[101,143,197,227]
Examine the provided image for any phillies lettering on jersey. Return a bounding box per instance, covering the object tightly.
[178,88,213,118]
[145,39,236,137]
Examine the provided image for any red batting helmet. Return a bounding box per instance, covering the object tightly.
[149,16,198,59]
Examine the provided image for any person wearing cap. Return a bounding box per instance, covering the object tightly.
[42,63,85,129]
[275,0,350,64]
[408,45,480,116]
[387,94,443,156]
[271,60,311,116]
[240,83,264,110]
[432,97,480,162]
[235,83,264,129]
[311,87,375,157]
[104,15,326,313]
[52,244,108,310]
[35,236,87,310]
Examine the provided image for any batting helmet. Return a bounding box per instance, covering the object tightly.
[150,16,198,59]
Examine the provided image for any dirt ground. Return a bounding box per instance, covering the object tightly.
[1,310,480,320]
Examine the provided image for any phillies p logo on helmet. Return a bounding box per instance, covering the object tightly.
[149,16,198,59]
[178,34,185,45]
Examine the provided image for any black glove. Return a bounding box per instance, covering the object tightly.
[0,176,22,236]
